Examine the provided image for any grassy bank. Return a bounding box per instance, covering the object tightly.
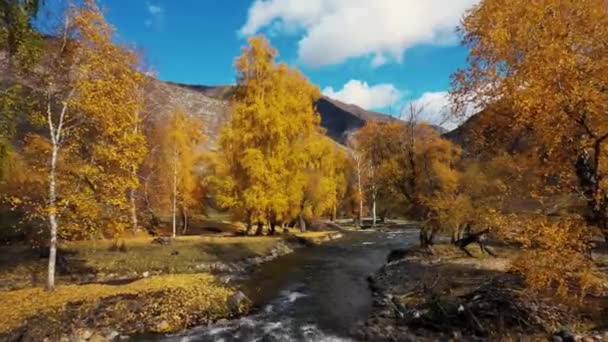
[0,228,343,339]
[0,234,284,290]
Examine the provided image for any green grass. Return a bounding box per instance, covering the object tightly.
[0,234,282,290]
[67,235,282,274]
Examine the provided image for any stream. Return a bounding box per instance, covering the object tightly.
[164,228,418,342]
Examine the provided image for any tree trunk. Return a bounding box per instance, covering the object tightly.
[172,150,178,239]
[370,165,377,227]
[255,222,264,236]
[356,156,363,227]
[298,214,307,232]
[181,205,188,235]
[45,89,71,291]
[371,192,377,227]
[129,188,138,235]
[331,204,336,222]
[47,141,59,290]
[419,225,436,249]
[129,123,140,236]
[269,220,276,235]
[246,213,253,236]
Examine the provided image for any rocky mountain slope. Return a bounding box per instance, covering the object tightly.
[163,83,397,145]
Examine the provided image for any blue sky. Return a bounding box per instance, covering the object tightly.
[83,0,477,128]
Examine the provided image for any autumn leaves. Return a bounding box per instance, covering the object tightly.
[208,36,348,234]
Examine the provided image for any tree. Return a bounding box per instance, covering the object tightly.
[346,141,366,226]
[290,134,348,231]
[210,35,323,235]
[0,0,43,70]
[159,108,206,238]
[354,122,382,227]
[451,0,608,241]
[451,0,608,297]
[0,0,42,182]
[353,111,462,246]
[16,0,146,289]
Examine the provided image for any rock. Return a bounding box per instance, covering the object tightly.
[142,271,150,278]
[552,336,564,342]
[555,329,576,342]
[227,291,252,314]
[59,335,70,342]
[151,236,172,245]
[119,335,130,340]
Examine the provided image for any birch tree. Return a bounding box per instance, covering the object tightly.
[156,108,206,238]
[18,0,146,289]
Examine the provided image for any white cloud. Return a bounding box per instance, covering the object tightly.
[145,3,165,29]
[406,91,477,130]
[240,0,479,67]
[322,80,401,110]
[148,4,163,15]
[371,53,388,68]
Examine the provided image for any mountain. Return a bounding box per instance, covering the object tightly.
[163,83,399,144]
[442,105,533,154]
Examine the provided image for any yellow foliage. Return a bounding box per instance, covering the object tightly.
[0,273,234,335]
[209,35,346,231]
[452,0,608,299]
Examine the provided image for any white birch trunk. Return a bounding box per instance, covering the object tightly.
[46,90,70,290]
[129,125,139,235]
[370,165,377,227]
[47,141,59,290]
[356,156,363,226]
[130,188,138,234]
[172,149,178,239]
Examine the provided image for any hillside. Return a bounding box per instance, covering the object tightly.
[167,83,397,144]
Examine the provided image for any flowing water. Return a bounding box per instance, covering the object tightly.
[163,228,419,342]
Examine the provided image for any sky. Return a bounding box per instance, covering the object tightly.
[82,0,479,129]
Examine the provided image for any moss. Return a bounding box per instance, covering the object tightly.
[0,273,236,339]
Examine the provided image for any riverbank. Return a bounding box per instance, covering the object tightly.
[0,230,343,341]
[356,243,608,341]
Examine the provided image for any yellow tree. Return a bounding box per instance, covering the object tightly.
[19,0,146,289]
[211,35,322,235]
[159,108,206,238]
[451,0,608,241]
[289,134,348,231]
[450,0,608,297]
[73,1,147,238]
